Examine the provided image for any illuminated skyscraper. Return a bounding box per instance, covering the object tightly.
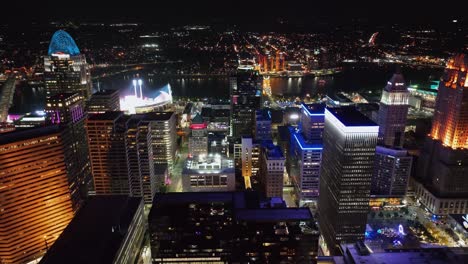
[45,93,91,210]
[377,72,409,148]
[318,107,378,254]
[371,72,412,197]
[0,126,74,264]
[86,112,130,195]
[126,117,155,204]
[415,54,468,215]
[230,66,262,139]
[44,30,92,101]
[188,114,208,156]
[290,103,325,206]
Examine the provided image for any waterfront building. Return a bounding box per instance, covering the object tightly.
[44,30,92,101]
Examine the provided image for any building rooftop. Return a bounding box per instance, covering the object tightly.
[191,113,205,124]
[91,89,119,96]
[235,208,312,221]
[87,111,124,121]
[256,109,272,121]
[48,30,80,56]
[301,103,326,116]
[183,154,234,175]
[384,72,408,92]
[326,107,377,127]
[340,243,468,264]
[40,196,142,264]
[0,125,61,145]
[264,144,285,160]
[141,111,174,121]
[293,131,323,150]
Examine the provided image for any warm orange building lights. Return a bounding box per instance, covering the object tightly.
[0,127,74,263]
[430,54,468,150]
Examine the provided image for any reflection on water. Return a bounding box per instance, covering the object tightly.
[9,65,443,114]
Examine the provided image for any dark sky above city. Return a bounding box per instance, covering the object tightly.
[3,0,464,26]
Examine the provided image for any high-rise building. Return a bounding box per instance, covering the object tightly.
[40,196,146,264]
[87,89,120,114]
[0,76,15,123]
[188,114,208,156]
[371,72,412,198]
[290,103,325,206]
[182,155,235,192]
[149,192,319,263]
[371,147,412,197]
[230,66,262,139]
[260,144,285,198]
[318,107,378,254]
[415,54,468,215]
[45,92,91,210]
[85,111,130,195]
[240,136,262,189]
[255,109,272,140]
[144,112,177,168]
[126,117,155,204]
[377,72,410,148]
[44,30,92,101]
[0,126,74,264]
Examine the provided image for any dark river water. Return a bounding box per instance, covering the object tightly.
[9,64,443,113]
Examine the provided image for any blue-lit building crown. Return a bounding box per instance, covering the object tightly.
[48,30,80,56]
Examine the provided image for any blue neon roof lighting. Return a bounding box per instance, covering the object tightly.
[301,103,325,116]
[48,30,80,56]
[294,133,323,151]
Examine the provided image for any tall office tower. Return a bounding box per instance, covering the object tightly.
[371,72,412,197]
[0,127,74,264]
[255,109,272,140]
[86,112,131,195]
[318,107,378,255]
[145,112,177,169]
[188,114,208,156]
[260,144,285,198]
[241,136,262,189]
[290,103,325,206]
[377,71,410,148]
[44,30,92,101]
[371,147,412,196]
[149,192,319,263]
[126,117,155,204]
[45,92,90,210]
[415,54,468,215]
[230,66,262,139]
[87,89,120,114]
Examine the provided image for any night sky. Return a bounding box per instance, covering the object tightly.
[2,0,465,26]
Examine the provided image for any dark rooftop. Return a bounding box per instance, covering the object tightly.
[264,144,285,159]
[191,113,204,124]
[0,125,61,145]
[301,103,326,115]
[40,196,142,264]
[141,111,174,121]
[236,208,312,221]
[256,109,271,121]
[326,106,377,127]
[91,89,119,96]
[87,111,124,121]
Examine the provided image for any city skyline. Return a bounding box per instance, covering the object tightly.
[0,8,467,264]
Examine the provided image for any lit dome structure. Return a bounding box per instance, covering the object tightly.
[48,30,80,56]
